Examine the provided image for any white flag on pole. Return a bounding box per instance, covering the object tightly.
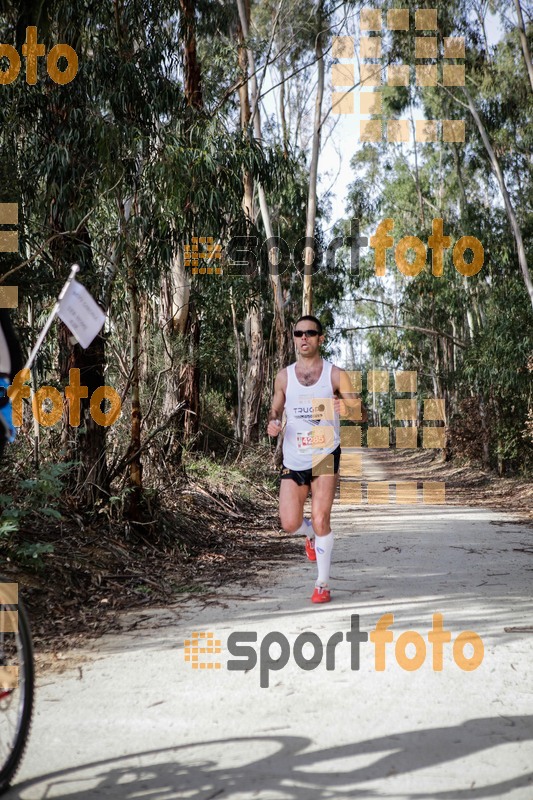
[57,278,106,349]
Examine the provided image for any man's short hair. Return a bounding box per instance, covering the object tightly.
[294,315,323,335]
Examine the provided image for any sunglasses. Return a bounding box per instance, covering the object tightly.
[294,329,320,338]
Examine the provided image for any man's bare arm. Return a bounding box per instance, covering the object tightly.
[267,369,287,436]
[334,367,368,422]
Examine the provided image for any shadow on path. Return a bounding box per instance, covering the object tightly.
[9,715,533,799]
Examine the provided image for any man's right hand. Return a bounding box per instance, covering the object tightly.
[267,419,282,437]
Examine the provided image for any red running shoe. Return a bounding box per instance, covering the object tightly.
[311,585,331,604]
[305,536,317,561]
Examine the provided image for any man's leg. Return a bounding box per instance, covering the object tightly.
[310,473,338,597]
[279,477,310,533]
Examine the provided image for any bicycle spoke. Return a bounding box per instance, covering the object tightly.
[0,592,34,794]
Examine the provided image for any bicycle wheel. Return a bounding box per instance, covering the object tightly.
[0,585,34,795]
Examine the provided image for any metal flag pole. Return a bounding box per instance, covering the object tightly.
[24,263,80,372]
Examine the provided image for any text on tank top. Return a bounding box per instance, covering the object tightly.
[282,359,340,470]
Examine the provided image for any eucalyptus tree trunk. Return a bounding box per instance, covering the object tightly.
[464,87,533,310]
[410,104,425,227]
[279,64,289,157]
[176,0,201,438]
[229,286,243,440]
[479,391,491,469]
[302,3,325,315]
[56,228,109,504]
[159,0,202,452]
[180,304,200,439]
[58,316,109,502]
[126,253,143,513]
[160,248,190,424]
[237,0,265,445]
[179,0,204,108]
[236,0,290,371]
[514,0,533,92]
[40,13,110,503]
[113,185,144,514]
[242,303,264,444]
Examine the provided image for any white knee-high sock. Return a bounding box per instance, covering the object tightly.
[315,531,334,586]
[292,518,316,538]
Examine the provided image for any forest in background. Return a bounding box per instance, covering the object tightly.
[0,0,531,630]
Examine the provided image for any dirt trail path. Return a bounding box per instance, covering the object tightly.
[8,451,533,799]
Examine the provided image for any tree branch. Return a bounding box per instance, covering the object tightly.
[462,85,533,310]
[107,403,186,483]
[0,210,93,283]
[341,324,467,348]
[514,0,533,92]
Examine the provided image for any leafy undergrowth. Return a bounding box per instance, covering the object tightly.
[0,445,294,654]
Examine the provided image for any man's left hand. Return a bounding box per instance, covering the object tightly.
[333,397,345,416]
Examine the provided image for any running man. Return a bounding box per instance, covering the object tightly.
[267,315,367,604]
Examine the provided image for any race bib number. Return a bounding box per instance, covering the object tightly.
[296,430,327,449]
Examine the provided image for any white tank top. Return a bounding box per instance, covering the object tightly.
[283,359,340,470]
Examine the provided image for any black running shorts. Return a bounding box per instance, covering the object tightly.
[280,445,341,486]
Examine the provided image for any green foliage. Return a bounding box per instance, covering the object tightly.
[0,0,529,545]
[0,461,75,566]
[337,1,533,472]
[198,390,236,458]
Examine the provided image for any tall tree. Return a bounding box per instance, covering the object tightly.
[236,0,265,444]
[303,0,326,315]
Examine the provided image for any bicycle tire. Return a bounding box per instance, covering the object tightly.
[0,591,34,795]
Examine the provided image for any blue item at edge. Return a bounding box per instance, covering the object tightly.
[0,377,16,442]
